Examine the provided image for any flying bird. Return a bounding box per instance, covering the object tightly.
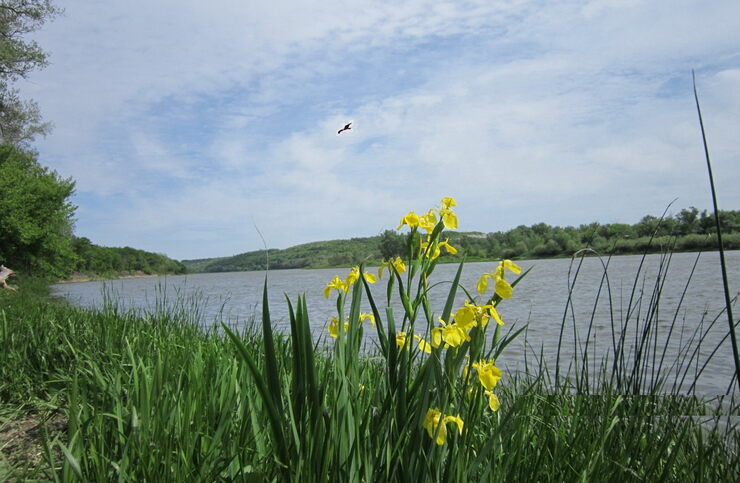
[337,122,352,135]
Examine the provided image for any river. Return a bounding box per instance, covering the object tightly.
[52,251,739,395]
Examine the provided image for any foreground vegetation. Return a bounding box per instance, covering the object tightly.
[183,207,740,273]
[2,198,738,481]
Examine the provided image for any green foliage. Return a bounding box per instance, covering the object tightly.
[0,144,76,277]
[69,237,186,277]
[378,229,406,260]
[188,237,382,272]
[0,0,60,147]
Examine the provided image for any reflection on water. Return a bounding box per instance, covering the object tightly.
[52,251,739,395]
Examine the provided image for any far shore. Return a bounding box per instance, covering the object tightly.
[56,272,163,284]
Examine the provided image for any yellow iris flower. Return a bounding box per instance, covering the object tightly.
[423,409,464,445]
[324,276,348,298]
[440,209,458,230]
[397,211,420,230]
[395,331,407,349]
[419,210,437,232]
[472,359,502,390]
[378,256,406,279]
[420,238,457,260]
[413,334,433,353]
[328,313,376,338]
[359,312,375,327]
[502,259,521,272]
[327,317,349,338]
[437,318,470,347]
[440,197,457,209]
[452,301,503,330]
[476,259,521,298]
[346,266,377,286]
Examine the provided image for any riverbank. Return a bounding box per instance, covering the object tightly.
[55,271,161,284]
[1,275,737,480]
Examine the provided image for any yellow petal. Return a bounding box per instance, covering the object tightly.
[395,331,407,349]
[441,239,457,254]
[397,211,420,230]
[476,274,490,294]
[414,335,432,354]
[346,266,360,285]
[431,327,443,348]
[502,259,522,274]
[440,197,457,209]
[327,317,339,338]
[485,390,500,411]
[441,210,458,230]
[495,277,513,299]
[444,415,464,435]
[442,323,469,347]
[489,306,504,326]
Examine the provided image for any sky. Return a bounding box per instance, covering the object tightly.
[19,0,740,261]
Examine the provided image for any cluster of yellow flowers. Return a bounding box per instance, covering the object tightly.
[323,266,378,299]
[322,197,518,446]
[423,408,464,446]
[397,291,515,354]
[397,196,458,232]
[423,355,503,446]
[327,313,376,338]
[397,197,459,260]
[465,358,502,412]
[378,256,406,278]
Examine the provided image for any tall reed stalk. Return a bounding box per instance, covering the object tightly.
[692,70,739,390]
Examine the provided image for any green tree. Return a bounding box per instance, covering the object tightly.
[0,0,60,147]
[674,207,700,235]
[378,229,406,260]
[0,144,76,276]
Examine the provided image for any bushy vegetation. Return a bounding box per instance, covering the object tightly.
[190,236,383,272]
[0,145,76,278]
[1,198,737,481]
[68,238,187,278]
[184,207,740,273]
[0,0,60,148]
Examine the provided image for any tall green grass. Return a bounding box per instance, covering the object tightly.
[1,197,738,481]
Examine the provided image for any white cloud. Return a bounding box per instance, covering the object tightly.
[17,0,740,259]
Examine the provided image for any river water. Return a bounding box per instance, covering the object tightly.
[52,251,739,395]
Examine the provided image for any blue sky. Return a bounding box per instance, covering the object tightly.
[19,0,740,260]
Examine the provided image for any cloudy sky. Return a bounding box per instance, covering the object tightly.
[20,0,740,261]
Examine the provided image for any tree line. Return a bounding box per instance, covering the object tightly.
[183,209,740,273]
[440,208,740,261]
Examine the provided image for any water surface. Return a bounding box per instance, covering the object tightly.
[53,251,740,395]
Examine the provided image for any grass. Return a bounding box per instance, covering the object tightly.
[1,198,738,481]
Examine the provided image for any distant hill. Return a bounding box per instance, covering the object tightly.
[182,236,385,273]
[180,207,740,273]
[69,237,187,278]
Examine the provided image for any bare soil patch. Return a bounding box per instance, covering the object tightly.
[0,411,66,471]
